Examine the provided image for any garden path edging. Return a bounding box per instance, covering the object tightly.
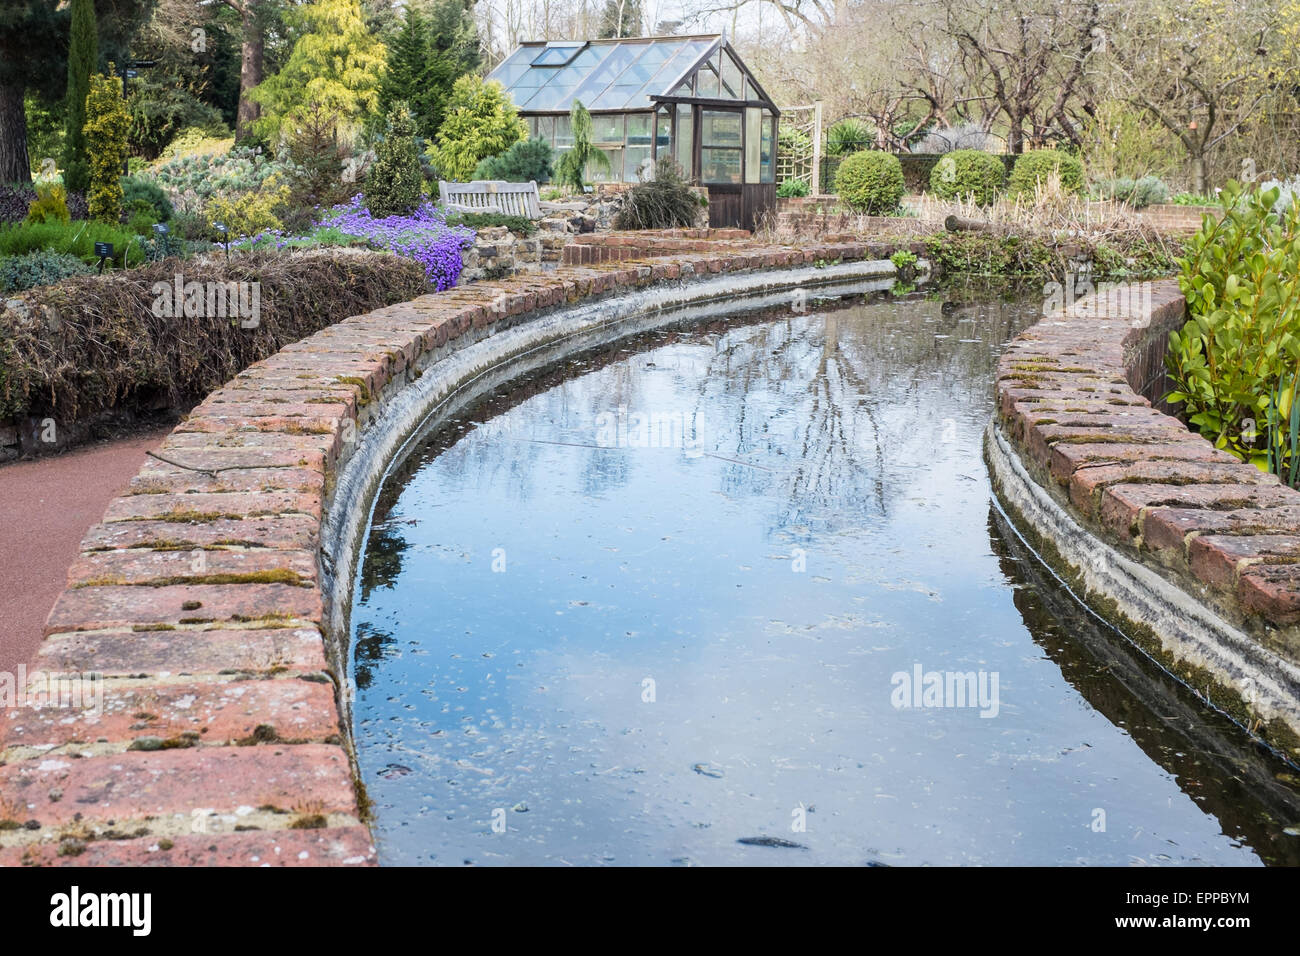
[0,238,919,867]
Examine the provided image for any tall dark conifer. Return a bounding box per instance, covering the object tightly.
[63,0,99,191]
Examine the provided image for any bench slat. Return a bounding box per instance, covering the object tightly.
[439,180,543,220]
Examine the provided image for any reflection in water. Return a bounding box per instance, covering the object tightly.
[351,290,1300,866]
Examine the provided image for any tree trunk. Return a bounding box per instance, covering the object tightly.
[0,81,30,184]
[235,4,264,141]
[1191,154,1206,195]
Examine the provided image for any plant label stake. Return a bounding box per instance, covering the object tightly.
[94,241,114,274]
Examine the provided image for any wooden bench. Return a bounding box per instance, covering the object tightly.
[439,180,543,219]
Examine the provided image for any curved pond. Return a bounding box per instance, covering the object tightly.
[350,289,1300,866]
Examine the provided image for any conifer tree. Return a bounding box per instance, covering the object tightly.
[250,0,387,143]
[63,0,98,191]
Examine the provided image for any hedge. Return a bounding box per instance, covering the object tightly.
[0,249,430,423]
[820,153,1019,195]
[928,150,1006,205]
[1007,150,1085,197]
[834,151,905,214]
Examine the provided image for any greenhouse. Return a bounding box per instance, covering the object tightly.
[487,34,780,230]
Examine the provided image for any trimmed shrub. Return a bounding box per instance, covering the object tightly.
[473,136,554,183]
[613,161,700,230]
[834,150,904,214]
[366,106,425,218]
[1007,149,1085,197]
[928,150,1005,205]
[84,71,131,225]
[0,251,91,293]
[120,175,173,222]
[0,250,430,422]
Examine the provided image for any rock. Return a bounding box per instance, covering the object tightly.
[737,836,806,849]
[692,762,724,778]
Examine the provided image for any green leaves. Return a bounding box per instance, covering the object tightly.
[1167,180,1300,473]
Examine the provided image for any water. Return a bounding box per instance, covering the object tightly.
[350,290,1300,866]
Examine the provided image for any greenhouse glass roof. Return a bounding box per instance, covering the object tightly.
[487,35,775,114]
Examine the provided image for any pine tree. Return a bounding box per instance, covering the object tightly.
[377,5,435,138]
[250,0,387,143]
[377,0,481,140]
[62,0,98,192]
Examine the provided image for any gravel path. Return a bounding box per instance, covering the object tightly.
[0,427,173,675]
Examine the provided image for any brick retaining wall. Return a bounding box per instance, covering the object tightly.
[992,280,1300,752]
[0,236,913,866]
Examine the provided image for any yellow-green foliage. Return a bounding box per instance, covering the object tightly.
[25,183,71,224]
[84,70,131,225]
[428,75,527,182]
[250,0,387,142]
[206,180,291,239]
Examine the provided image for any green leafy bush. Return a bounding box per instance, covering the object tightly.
[0,220,144,266]
[0,250,92,293]
[120,175,173,222]
[889,249,918,270]
[613,160,700,230]
[1006,149,1085,197]
[427,75,527,181]
[928,150,1005,205]
[834,150,904,214]
[366,105,425,218]
[777,179,810,198]
[25,184,71,225]
[206,182,291,239]
[473,136,554,183]
[1166,181,1300,467]
[1171,192,1217,206]
[826,118,872,156]
[125,72,226,160]
[1093,175,1170,209]
[444,211,537,235]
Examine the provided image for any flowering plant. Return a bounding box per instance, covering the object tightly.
[243,195,476,290]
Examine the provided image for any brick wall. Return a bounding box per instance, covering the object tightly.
[0,236,906,866]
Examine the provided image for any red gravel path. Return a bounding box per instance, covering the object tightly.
[0,427,172,676]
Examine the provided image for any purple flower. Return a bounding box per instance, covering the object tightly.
[314,195,476,291]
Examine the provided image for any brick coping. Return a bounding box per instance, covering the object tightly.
[0,238,917,866]
[990,279,1300,754]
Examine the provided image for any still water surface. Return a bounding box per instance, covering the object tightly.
[351,291,1300,866]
